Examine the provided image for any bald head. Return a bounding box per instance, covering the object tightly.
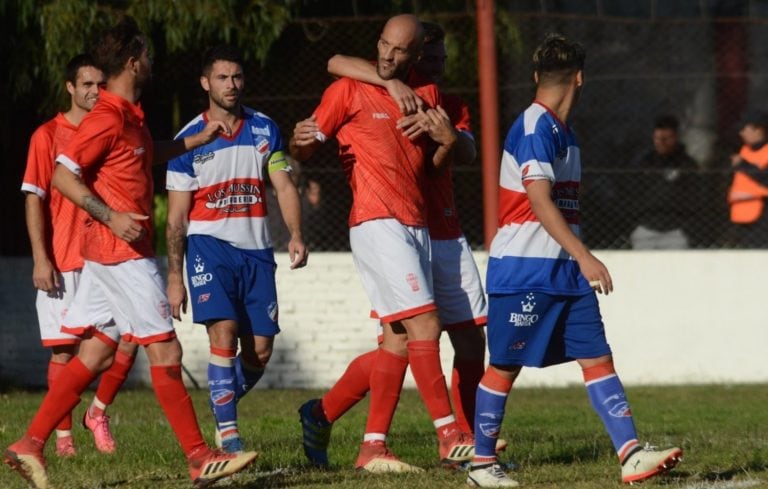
[376,14,424,81]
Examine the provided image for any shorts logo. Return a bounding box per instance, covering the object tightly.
[509,293,539,327]
[191,255,213,288]
[405,273,420,292]
[210,389,235,406]
[267,301,279,322]
[158,301,170,320]
[511,341,526,350]
[198,293,211,304]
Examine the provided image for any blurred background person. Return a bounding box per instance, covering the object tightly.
[627,115,700,249]
[727,110,768,248]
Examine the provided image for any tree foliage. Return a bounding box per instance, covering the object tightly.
[4,0,294,117]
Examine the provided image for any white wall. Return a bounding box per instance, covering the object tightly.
[1,251,766,390]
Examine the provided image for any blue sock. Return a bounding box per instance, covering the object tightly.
[234,354,265,401]
[584,367,639,458]
[474,374,511,460]
[208,354,239,440]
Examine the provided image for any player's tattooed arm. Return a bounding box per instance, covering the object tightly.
[82,195,113,223]
[166,224,186,276]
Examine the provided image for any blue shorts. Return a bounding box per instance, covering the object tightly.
[186,235,280,337]
[487,291,610,367]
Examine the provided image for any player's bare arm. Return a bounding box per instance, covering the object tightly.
[289,116,322,161]
[327,54,423,114]
[52,163,148,243]
[270,168,308,269]
[166,190,192,320]
[526,179,613,294]
[24,193,59,292]
[153,120,231,165]
[397,106,457,172]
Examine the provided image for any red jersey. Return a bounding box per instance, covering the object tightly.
[56,89,155,264]
[21,113,85,272]
[313,74,440,228]
[425,93,472,240]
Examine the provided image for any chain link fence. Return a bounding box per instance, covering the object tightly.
[111,13,768,251]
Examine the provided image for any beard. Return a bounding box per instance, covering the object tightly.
[210,91,240,111]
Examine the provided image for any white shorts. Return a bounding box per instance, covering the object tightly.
[35,269,82,347]
[62,258,175,345]
[431,235,488,329]
[350,219,436,323]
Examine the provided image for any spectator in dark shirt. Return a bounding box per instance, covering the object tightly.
[628,115,699,249]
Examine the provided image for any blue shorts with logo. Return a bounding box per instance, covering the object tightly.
[186,234,280,337]
[487,291,610,367]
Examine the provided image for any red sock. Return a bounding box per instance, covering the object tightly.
[451,358,485,434]
[321,349,377,422]
[407,340,458,439]
[94,349,135,411]
[363,348,408,437]
[28,357,95,441]
[48,360,73,431]
[150,365,206,457]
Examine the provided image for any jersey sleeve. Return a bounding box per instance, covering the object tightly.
[21,125,54,198]
[56,110,116,176]
[313,78,355,142]
[516,132,556,186]
[166,125,201,191]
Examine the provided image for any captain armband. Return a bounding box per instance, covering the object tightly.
[267,150,291,175]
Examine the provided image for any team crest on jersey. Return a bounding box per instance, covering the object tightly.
[256,138,269,154]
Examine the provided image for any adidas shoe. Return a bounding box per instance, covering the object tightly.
[4,437,49,489]
[298,399,332,467]
[467,462,520,488]
[55,435,76,457]
[621,443,683,484]
[188,448,258,488]
[439,430,475,466]
[354,441,424,473]
[83,411,116,453]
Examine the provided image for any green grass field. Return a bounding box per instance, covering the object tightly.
[1,385,766,488]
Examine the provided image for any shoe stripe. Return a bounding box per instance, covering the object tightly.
[203,460,230,476]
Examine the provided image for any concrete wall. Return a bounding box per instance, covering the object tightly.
[1,251,766,391]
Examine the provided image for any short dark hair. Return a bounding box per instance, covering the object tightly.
[65,53,97,85]
[91,16,147,78]
[533,34,586,84]
[654,115,680,132]
[421,21,445,46]
[201,44,244,76]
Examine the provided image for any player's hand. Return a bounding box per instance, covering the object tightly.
[198,120,231,144]
[287,236,308,269]
[32,258,59,294]
[420,105,457,146]
[166,278,187,321]
[384,79,423,115]
[577,252,613,295]
[292,115,320,147]
[108,212,149,243]
[730,153,744,166]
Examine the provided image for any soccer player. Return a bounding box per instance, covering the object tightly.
[21,53,140,457]
[466,34,683,488]
[290,14,474,471]
[166,44,308,454]
[295,21,490,472]
[4,17,257,489]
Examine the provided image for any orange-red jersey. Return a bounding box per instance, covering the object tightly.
[425,93,472,240]
[21,113,85,272]
[56,89,155,264]
[312,73,440,228]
